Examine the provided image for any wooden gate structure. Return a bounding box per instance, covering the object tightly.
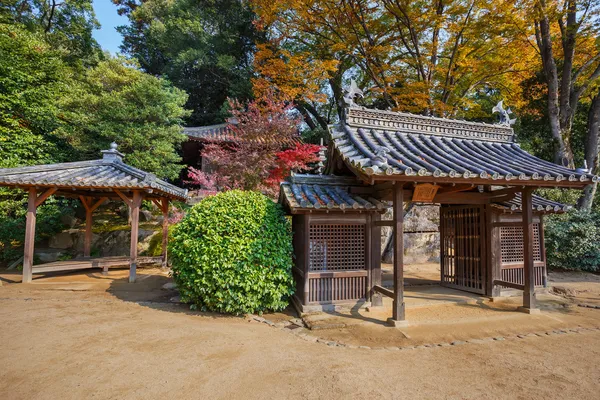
[280,100,597,324]
[440,205,486,294]
[0,144,188,283]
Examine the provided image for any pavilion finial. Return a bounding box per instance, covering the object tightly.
[101,142,124,162]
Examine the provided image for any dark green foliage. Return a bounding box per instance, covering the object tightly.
[0,23,71,168]
[545,210,600,272]
[0,0,102,68]
[116,0,259,125]
[0,197,71,264]
[169,190,294,314]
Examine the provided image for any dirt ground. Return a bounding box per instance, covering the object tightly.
[1,265,600,399]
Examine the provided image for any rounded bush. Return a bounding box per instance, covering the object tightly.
[169,190,294,314]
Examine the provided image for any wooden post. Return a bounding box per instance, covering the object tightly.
[79,196,106,259]
[22,187,37,283]
[84,205,93,258]
[390,183,406,325]
[161,198,169,268]
[303,214,310,305]
[520,188,538,313]
[539,214,548,288]
[129,191,143,283]
[371,213,383,307]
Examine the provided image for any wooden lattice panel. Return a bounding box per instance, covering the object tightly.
[500,224,541,264]
[309,224,365,271]
[308,275,367,303]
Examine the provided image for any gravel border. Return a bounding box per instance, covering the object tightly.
[248,314,600,351]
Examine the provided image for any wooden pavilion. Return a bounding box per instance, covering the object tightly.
[279,102,598,325]
[0,144,188,283]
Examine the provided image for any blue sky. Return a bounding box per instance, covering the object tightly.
[92,0,127,55]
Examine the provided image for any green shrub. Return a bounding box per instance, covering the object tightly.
[545,210,600,272]
[169,190,294,314]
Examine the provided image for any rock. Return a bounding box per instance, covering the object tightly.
[60,214,79,228]
[35,248,67,263]
[49,232,74,249]
[162,282,177,290]
[169,296,182,303]
[140,210,154,222]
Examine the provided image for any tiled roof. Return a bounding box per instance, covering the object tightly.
[184,123,299,146]
[493,193,570,213]
[279,174,387,213]
[329,107,598,187]
[0,145,188,200]
[184,124,231,141]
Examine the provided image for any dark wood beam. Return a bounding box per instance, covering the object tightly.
[493,280,525,291]
[521,188,537,312]
[391,183,406,323]
[373,285,394,299]
[34,187,57,207]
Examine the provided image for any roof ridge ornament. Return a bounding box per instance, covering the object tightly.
[101,142,125,162]
[492,101,516,126]
[343,79,364,107]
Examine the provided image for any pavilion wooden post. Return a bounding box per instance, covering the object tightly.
[520,188,538,313]
[79,196,107,259]
[160,198,169,268]
[22,187,38,283]
[389,183,407,325]
[129,191,143,283]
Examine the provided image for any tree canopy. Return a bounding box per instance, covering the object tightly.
[114,0,260,126]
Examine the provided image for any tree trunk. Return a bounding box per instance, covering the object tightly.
[577,92,600,210]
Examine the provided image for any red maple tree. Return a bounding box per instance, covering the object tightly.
[187,94,320,197]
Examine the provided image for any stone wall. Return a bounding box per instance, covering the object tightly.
[381,205,440,264]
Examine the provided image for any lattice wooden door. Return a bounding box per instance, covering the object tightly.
[440,205,486,294]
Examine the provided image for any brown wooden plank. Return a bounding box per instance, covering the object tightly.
[373,285,394,298]
[493,279,525,291]
[35,187,57,207]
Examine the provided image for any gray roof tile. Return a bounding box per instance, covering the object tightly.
[330,107,598,186]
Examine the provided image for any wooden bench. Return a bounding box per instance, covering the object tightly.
[32,256,162,275]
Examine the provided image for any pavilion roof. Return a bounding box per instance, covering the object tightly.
[329,107,598,188]
[279,174,388,214]
[0,145,188,200]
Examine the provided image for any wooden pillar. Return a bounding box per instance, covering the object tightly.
[521,188,537,312]
[303,214,310,305]
[370,213,382,306]
[129,191,143,283]
[22,187,38,283]
[160,198,169,268]
[84,206,93,257]
[390,183,406,324]
[539,214,548,288]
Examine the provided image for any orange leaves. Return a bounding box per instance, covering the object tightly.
[253,42,337,103]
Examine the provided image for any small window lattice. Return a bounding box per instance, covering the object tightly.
[500,224,542,264]
[309,224,365,271]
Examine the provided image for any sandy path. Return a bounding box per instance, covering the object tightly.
[1,284,599,400]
